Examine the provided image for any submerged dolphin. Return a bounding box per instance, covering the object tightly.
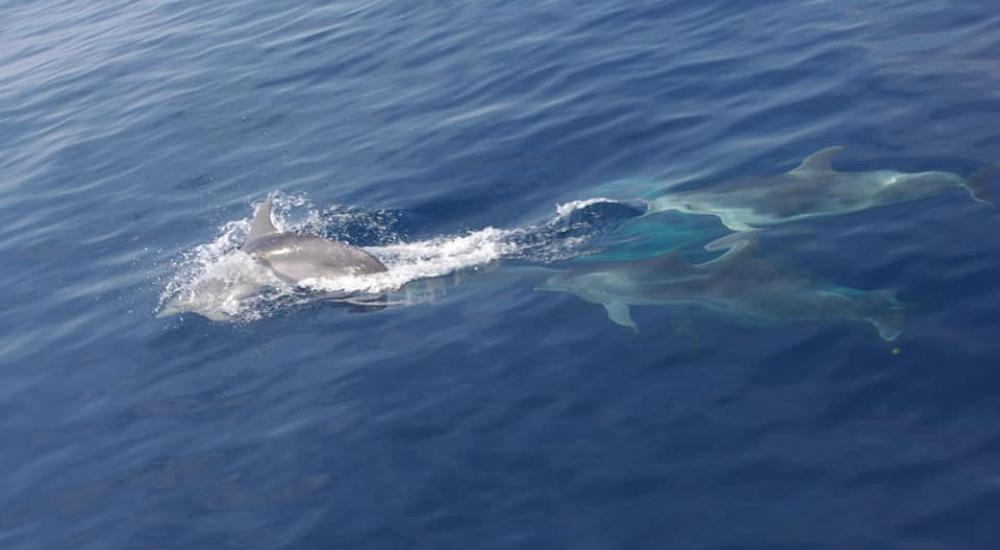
[157,195,387,320]
[645,147,995,231]
[537,233,904,340]
[242,195,387,281]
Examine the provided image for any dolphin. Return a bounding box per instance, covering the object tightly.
[157,195,388,320]
[242,195,387,281]
[645,146,995,231]
[537,233,905,340]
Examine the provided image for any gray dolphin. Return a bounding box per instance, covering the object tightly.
[646,147,995,231]
[157,195,387,320]
[242,195,387,281]
[537,233,905,340]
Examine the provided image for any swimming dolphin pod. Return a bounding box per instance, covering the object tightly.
[645,146,996,231]
[532,146,997,340]
[163,146,994,339]
[537,232,905,340]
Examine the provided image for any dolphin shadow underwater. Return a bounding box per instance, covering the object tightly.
[537,232,905,340]
[644,146,996,231]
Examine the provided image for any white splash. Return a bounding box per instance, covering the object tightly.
[299,227,518,294]
[554,197,621,219]
[157,215,291,321]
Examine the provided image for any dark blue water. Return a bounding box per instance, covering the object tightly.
[4,1,1000,548]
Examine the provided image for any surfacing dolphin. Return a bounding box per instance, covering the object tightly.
[242,195,387,281]
[537,232,905,340]
[157,194,388,320]
[645,146,995,231]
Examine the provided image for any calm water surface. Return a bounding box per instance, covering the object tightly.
[3,1,1000,548]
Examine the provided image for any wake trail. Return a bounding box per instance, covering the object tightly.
[157,193,642,322]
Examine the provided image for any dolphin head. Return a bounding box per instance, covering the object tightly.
[537,265,648,309]
[536,270,576,293]
[535,266,626,301]
[156,298,238,322]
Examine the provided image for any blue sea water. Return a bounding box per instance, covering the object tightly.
[3,0,1000,548]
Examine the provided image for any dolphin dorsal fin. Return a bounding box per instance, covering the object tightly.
[247,196,278,243]
[790,146,845,175]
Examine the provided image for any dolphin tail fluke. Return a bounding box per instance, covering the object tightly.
[867,289,904,341]
[698,231,760,267]
[967,165,997,206]
[868,313,904,341]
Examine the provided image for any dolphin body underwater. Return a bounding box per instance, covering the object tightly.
[158,196,388,320]
[537,233,905,340]
[645,146,995,231]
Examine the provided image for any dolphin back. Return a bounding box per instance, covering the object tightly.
[241,194,388,283]
[246,233,387,281]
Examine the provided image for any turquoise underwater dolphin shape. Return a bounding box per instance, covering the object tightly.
[645,146,995,231]
[537,232,905,340]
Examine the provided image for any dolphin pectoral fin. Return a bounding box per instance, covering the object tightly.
[698,231,759,267]
[603,302,638,332]
[247,195,278,243]
[703,231,759,252]
[790,146,845,175]
[967,165,998,206]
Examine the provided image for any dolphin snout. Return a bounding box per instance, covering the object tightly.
[155,304,181,318]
